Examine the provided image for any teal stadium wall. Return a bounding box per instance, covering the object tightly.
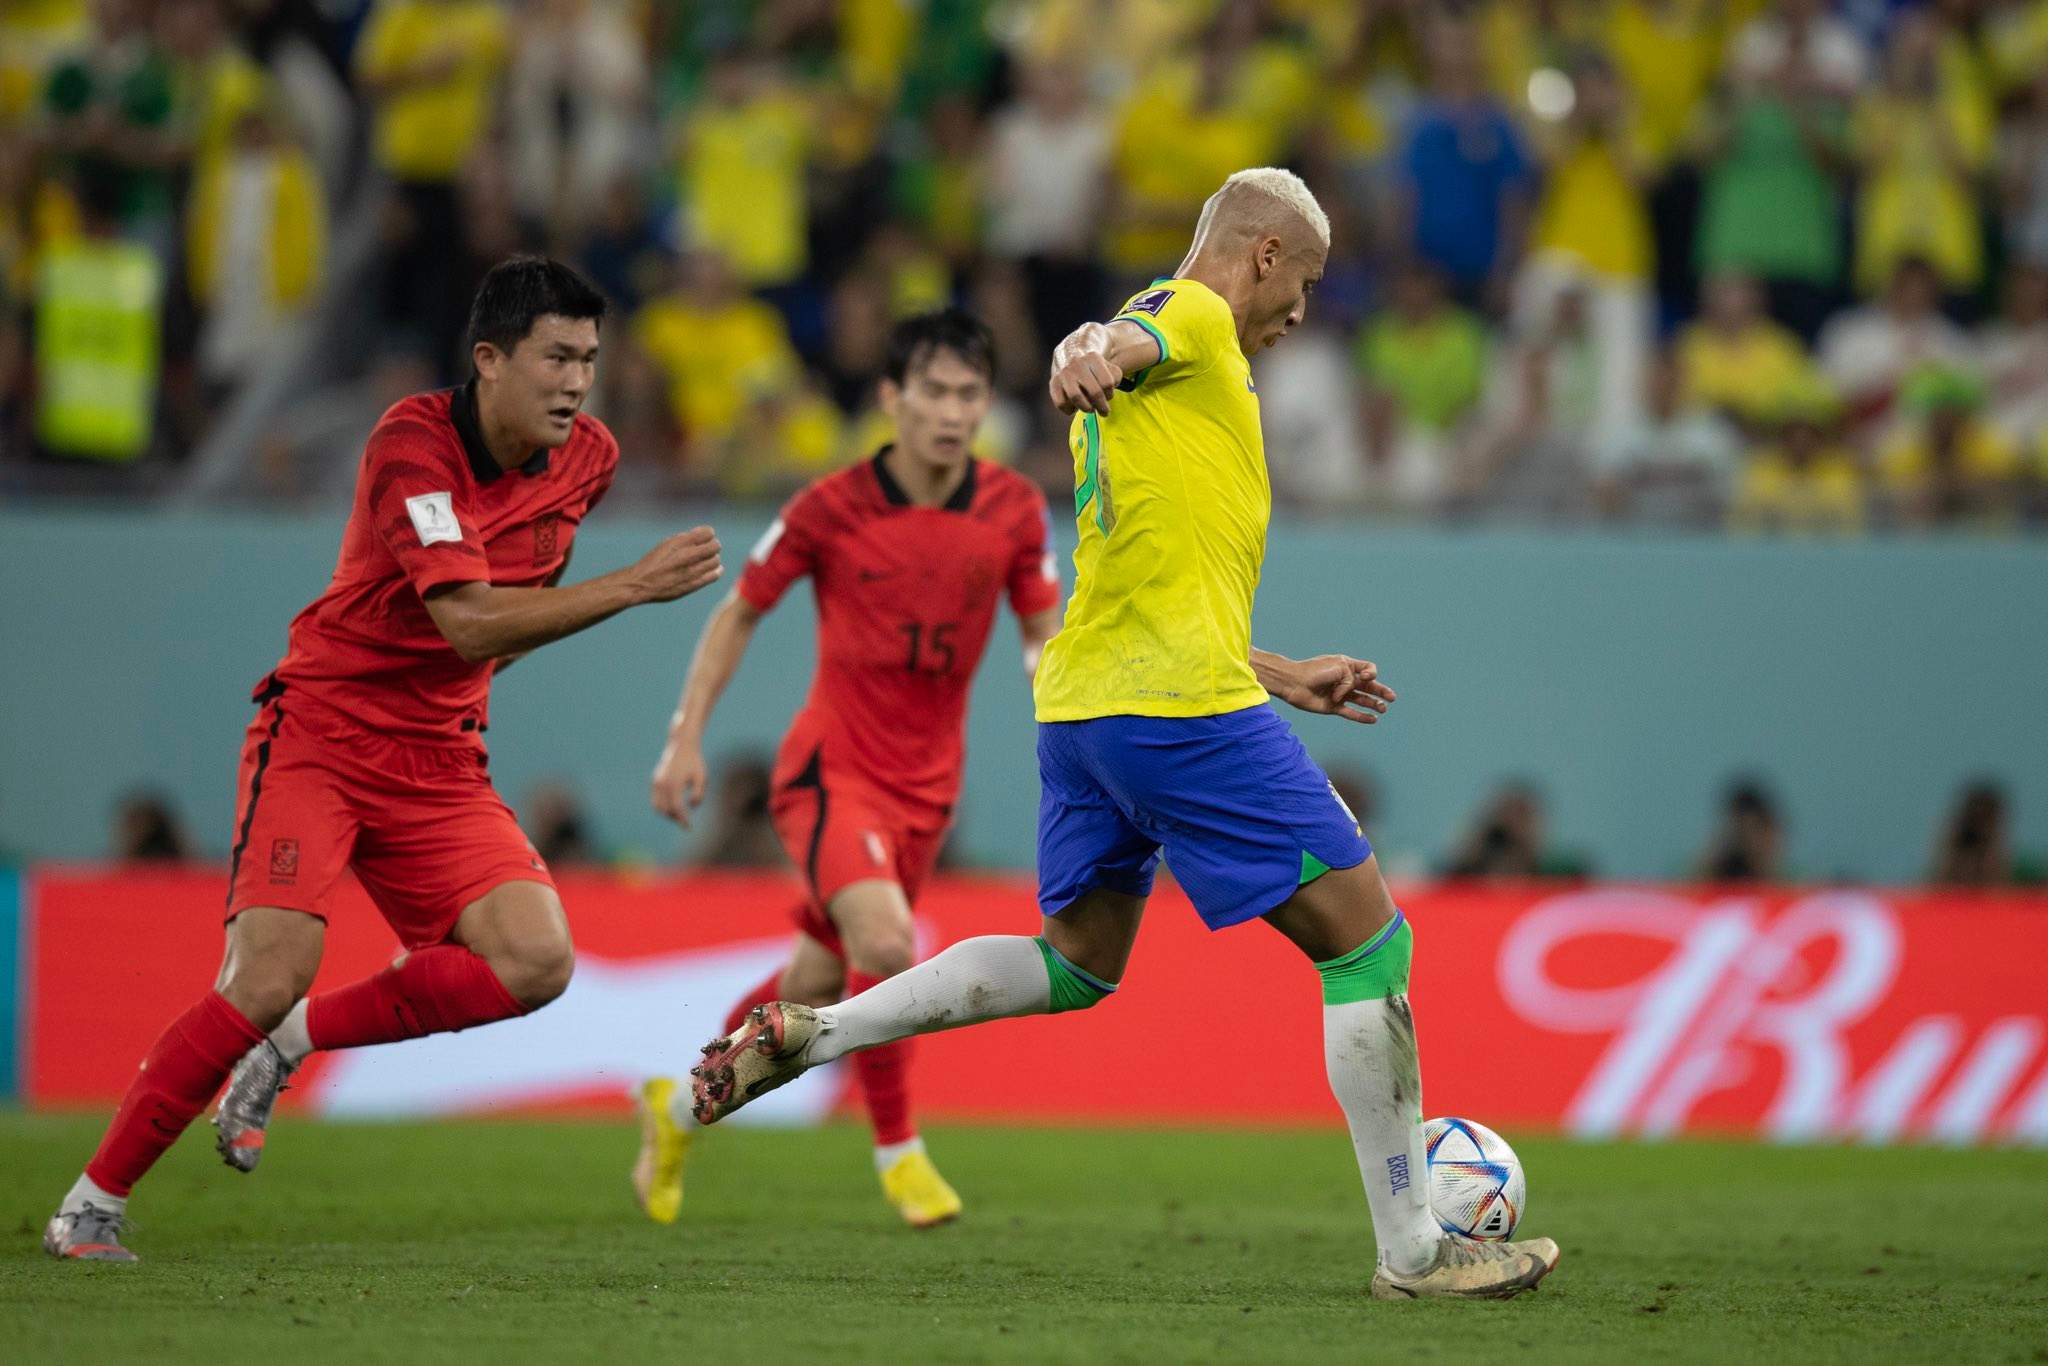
[2,509,2043,884]
[0,868,18,1098]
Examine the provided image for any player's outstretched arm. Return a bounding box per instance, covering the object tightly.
[492,547,577,676]
[651,590,764,828]
[423,526,722,664]
[1251,648,1397,725]
[1047,320,1162,416]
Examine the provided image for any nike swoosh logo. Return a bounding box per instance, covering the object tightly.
[858,569,898,583]
[743,1062,807,1097]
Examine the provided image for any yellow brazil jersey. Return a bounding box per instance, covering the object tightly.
[354,0,508,183]
[1034,278,1270,722]
[683,91,812,287]
[1879,422,2020,489]
[631,295,798,442]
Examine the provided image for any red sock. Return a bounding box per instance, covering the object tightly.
[722,970,785,1037]
[85,991,265,1197]
[305,944,526,1051]
[846,969,915,1147]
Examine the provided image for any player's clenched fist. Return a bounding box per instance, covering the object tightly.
[634,527,722,602]
[649,739,708,827]
[1048,322,1123,416]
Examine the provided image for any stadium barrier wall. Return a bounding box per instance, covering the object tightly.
[21,866,2047,1146]
[5,510,2046,885]
[0,867,19,1100]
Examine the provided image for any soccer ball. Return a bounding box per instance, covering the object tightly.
[1421,1116,1526,1242]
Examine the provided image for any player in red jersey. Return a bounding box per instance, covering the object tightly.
[42,258,725,1263]
[632,310,1062,1227]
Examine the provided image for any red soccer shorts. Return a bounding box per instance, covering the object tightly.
[224,683,555,949]
[768,771,946,958]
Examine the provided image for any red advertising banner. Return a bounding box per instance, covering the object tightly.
[21,868,2048,1144]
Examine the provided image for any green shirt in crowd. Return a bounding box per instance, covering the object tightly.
[1696,95,1845,288]
[1357,307,1489,431]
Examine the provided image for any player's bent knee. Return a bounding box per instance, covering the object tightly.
[216,911,323,1029]
[453,882,574,1008]
[218,908,323,1017]
[829,881,916,979]
[479,932,575,1009]
[216,968,302,1032]
[532,956,575,1008]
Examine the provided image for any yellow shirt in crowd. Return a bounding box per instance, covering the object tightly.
[713,387,846,499]
[0,0,87,118]
[682,90,812,288]
[1677,321,1812,423]
[184,49,268,166]
[185,145,325,308]
[355,0,508,182]
[1106,63,1280,275]
[1878,422,2022,490]
[1991,1,2048,90]
[1477,0,1605,109]
[1730,448,1866,535]
[1852,89,1992,294]
[838,0,914,104]
[1606,0,1728,170]
[1531,128,1653,282]
[632,295,799,444]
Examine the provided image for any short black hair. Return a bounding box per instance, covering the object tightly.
[883,308,996,386]
[466,256,608,358]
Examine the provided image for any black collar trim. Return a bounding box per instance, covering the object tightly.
[450,380,550,483]
[870,445,977,512]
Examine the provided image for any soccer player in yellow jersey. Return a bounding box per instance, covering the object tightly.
[690,170,1561,1300]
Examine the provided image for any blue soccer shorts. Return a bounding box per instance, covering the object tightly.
[1035,704,1372,931]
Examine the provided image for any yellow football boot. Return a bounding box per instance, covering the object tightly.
[632,1077,691,1224]
[879,1148,963,1229]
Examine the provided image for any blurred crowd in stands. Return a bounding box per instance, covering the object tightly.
[106,763,2047,886]
[3,0,2048,531]
[1338,766,2041,885]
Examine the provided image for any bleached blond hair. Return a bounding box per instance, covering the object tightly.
[1192,167,1331,254]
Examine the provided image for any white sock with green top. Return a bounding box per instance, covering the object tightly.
[802,934,1115,1066]
[1316,911,1440,1275]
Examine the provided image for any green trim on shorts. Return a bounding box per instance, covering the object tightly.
[1313,912,1412,1005]
[1035,935,1117,1013]
[1300,849,1333,885]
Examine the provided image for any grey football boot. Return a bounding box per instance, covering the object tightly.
[44,1204,139,1263]
[214,1038,296,1172]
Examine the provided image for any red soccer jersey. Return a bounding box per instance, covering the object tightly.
[738,450,1062,820]
[268,382,618,743]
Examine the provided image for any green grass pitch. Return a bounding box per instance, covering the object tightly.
[3,1114,2045,1364]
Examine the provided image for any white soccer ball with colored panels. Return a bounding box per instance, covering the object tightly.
[1422,1116,1526,1242]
